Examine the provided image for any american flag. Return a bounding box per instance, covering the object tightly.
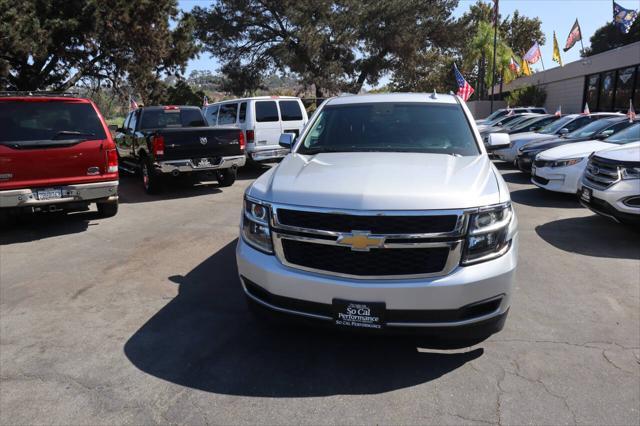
[453,63,474,102]
[203,95,209,107]
[582,102,590,115]
[555,105,562,117]
[129,97,139,111]
[628,99,637,122]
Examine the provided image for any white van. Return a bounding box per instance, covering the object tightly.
[203,96,308,163]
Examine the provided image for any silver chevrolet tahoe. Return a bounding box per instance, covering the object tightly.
[236,93,518,339]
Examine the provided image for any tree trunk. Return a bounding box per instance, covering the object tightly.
[315,84,323,107]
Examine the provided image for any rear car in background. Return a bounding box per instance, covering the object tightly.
[475,106,547,125]
[516,117,635,173]
[115,106,245,193]
[531,121,640,194]
[578,143,640,225]
[493,113,623,164]
[204,96,308,164]
[0,94,119,222]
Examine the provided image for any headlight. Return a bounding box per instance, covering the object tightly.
[549,157,584,168]
[462,203,514,265]
[621,166,640,180]
[242,196,273,254]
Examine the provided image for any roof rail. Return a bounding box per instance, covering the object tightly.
[0,91,81,97]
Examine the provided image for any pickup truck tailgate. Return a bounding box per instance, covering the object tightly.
[158,128,244,160]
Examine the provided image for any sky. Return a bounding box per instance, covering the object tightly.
[179,0,631,83]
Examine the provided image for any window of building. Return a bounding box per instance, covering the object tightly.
[585,74,600,111]
[614,67,636,111]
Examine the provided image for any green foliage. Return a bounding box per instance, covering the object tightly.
[0,0,198,92]
[504,85,547,107]
[192,0,460,97]
[500,11,545,56]
[583,20,640,57]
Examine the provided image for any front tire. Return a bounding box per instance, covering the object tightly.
[141,159,162,194]
[216,168,237,187]
[97,201,118,218]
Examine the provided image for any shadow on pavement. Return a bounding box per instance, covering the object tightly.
[0,210,99,245]
[510,187,582,209]
[500,170,531,185]
[536,214,640,260]
[124,240,484,397]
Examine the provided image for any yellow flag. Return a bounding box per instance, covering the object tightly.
[552,31,563,67]
[521,58,532,76]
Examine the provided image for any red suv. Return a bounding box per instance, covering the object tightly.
[0,94,119,221]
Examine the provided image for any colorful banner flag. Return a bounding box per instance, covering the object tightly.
[552,32,563,67]
[521,58,532,76]
[613,2,638,34]
[509,56,521,74]
[563,19,582,52]
[453,63,475,102]
[523,42,542,64]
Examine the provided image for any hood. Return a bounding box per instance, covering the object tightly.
[596,142,640,163]
[249,152,502,210]
[510,132,556,143]
[538,140,617,160]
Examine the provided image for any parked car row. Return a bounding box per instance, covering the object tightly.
[480,107,639,225]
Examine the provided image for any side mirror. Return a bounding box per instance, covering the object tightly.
[279,133,295,149]
[597,130,614,139]
[486,133,510,150]
[559,128,569,135]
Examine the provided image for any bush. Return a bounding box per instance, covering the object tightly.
[504,85,547,106]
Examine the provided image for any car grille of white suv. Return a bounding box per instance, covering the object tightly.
[584,156,621,189]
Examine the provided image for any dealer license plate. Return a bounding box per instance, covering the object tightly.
[333,300,385,329]
[36,188,62,200]
[580,187,592,203]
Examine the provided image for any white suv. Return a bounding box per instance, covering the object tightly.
[578,142,640,225]
[236,93,518,339]
[203,96,308,163]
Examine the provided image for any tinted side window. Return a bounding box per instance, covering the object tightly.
[279,100,303,121]
[205,105,219,126]
[218,103,238,125]
[565,117,589,132]
[123,112,131,129]
[238,102,247,123]
[255,101,279,122]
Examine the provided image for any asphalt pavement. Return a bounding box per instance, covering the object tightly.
[1,163,639,425]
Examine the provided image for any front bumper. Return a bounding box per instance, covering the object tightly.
[531,161,586,194]
[516,153,535,173]
[156,155,245,174]
[236,235,517,329]
[0,180,118,208]
[578,179,640,223]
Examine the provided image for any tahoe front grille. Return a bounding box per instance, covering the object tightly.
[276,208,458,234]
[281,239,451,277]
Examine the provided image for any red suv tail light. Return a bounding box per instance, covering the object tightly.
[152,134,165,157]
[106,149,118,173]
[246,130,255,144]
[239,131,245,151]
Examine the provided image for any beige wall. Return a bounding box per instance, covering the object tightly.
[466,100,507,119]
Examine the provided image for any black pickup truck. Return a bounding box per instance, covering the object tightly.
[115,105,245,193]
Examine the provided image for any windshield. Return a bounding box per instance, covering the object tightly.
[139,108,206,129]
[604,123,640,144]
[512,116,553,131]
[566,119,615,139]
[503,115,535,128]
[0,101,106,142]
[483,109,508,122]
[538,116,574,134]
[298,102,480,156]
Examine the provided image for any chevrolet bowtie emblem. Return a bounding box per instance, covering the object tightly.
[337,231,385,252]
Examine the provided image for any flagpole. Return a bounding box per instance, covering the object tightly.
[490,0,499,113]
[539,52,545,71]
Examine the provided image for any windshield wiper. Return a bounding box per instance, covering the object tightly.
[53,131,96,140]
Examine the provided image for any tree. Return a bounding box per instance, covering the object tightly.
[192,0,459,98]
[583,20,640,57]
[504,85,546,107]
[500,11,545,57]
[0,0,198,91]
